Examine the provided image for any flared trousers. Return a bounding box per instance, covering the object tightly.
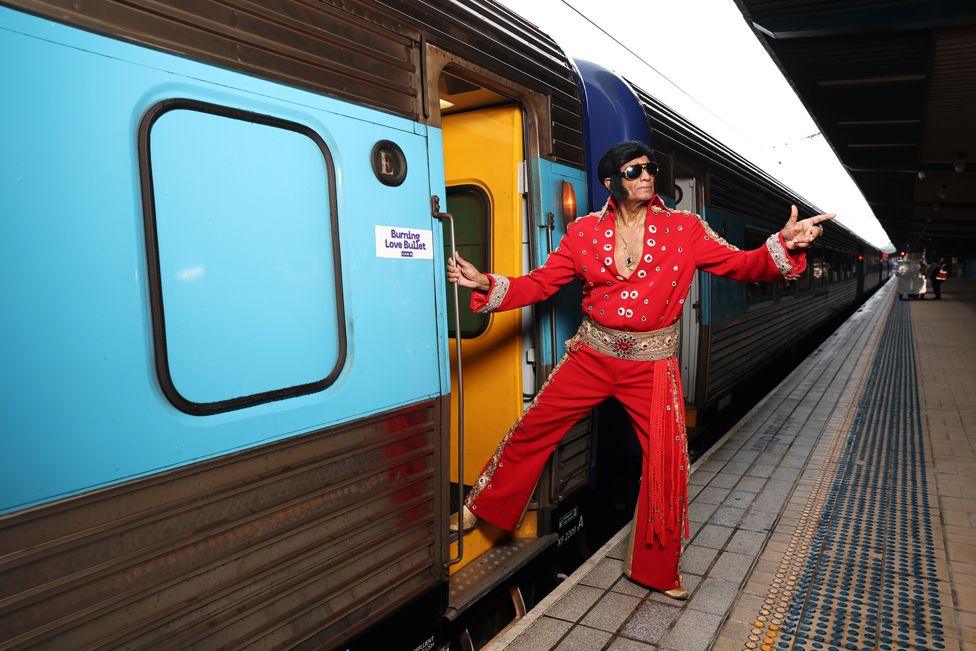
[465,343,686,591]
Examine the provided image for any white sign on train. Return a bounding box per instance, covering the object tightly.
[375,226,434,259]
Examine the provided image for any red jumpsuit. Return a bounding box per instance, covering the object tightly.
[465,195,805,590]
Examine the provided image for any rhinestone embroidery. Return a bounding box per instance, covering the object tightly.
[765,232,801,279]
[475,274,510,314]
[465,347,577,507]
[575,318,679,361]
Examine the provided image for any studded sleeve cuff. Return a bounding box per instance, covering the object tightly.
[766,232,806,280]
[469,273,511,314]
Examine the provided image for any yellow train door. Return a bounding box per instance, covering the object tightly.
[442,104,536,571]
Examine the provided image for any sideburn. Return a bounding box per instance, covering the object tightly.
[610,176,630,200]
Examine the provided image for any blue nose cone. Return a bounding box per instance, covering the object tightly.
[571,58,654,210]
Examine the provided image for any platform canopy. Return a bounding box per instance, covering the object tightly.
[732,0,976,258]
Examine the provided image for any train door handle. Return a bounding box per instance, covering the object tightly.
[432,195,466,566]
[540,212,558,375]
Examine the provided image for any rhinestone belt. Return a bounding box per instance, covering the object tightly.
[572,318,680,361]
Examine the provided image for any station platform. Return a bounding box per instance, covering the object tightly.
[489,277,976,651]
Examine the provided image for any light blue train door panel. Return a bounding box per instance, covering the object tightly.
[530,158,589,365]
[0,8,444,512]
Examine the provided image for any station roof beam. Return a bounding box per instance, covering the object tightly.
[733,0,976,257]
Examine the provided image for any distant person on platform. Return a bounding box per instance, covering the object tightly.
[928,258,948,299]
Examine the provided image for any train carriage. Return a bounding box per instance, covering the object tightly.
[0,1,887,649]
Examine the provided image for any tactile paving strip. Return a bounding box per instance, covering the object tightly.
[741,300,948,651]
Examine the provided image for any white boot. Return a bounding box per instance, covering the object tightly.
[663,587,689,600]
[450,505,477,533]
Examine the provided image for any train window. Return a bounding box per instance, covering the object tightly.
[653,150,674,201]
[797,258,813,292]
[139,100,344,415]
[778,276,797,298]
[811,250,827,289]
[744,229,773,303]
[445,185,491,338]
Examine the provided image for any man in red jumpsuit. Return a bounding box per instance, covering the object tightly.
[446,141,833,597]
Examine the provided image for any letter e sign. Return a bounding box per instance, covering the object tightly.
[371,140,407,187]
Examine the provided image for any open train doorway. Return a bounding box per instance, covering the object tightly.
[435,69,538,574]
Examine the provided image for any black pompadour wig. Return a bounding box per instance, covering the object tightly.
[597,140,655,200]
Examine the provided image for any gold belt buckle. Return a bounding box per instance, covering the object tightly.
[609,332,640,358]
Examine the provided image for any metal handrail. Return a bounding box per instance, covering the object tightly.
[541,211,561,504]
[543,212,558,376]
[432,197,465,566]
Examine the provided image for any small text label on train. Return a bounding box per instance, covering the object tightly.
[411,635,436,651]
[375,226,433,259]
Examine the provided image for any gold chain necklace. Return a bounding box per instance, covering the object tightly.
[616,217,644,270]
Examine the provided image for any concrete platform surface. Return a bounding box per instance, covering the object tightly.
[488,278,976,650]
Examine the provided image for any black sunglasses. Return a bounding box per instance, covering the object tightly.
[616,161,659,180]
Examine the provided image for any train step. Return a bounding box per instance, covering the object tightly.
[445,534,557,621]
